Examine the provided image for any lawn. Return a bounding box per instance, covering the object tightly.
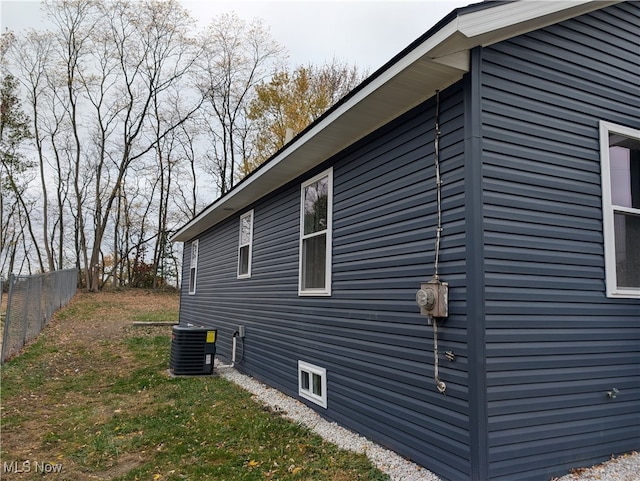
[0,290,388,481]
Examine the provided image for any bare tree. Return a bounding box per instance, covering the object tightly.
[91,0,202,291]
[173,119,201,219]
[42,58,74,272]
[196,13,285,195]
[3,0,366,290]
[44,0,98,286]
[10,31,60,271]
[41,0,203,291]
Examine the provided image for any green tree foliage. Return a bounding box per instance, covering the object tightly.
[0,34,32,178]
[1,31,37,274]
[245,60,366,175]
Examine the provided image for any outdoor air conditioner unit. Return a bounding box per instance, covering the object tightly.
[169,325,217,375]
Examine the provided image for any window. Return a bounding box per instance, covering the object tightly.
[299,168,333,295]
[298,360,327,408]
[238,210,254,278]
[188,239,199,295]
[599,121,640,298]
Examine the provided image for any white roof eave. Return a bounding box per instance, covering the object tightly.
[171,0,619,243]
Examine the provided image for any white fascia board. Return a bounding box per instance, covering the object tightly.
[457,1,621,46]
[279,20,462,147]
[171,19,467,243]
[172,1,619,243]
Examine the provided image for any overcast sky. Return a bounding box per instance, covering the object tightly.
[1,0,469,72]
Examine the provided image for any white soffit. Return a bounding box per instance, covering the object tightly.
[458,0,617,39]
[427,0,620,56]
[171,0,619,242]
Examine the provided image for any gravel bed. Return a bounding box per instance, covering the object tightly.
[216,363,639,481]
[217,364,441,481]
[552,451,639,481]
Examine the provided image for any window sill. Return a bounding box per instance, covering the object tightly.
[606,288,640,299]
[298,289,331,297]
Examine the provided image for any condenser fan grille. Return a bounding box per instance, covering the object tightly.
[169,326,217,375]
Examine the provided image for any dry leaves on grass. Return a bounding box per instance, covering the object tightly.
[1,289,179,481]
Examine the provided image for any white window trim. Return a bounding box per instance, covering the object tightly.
[298,168,333,296]
[237,209,254,279]
[188,239,199,295]
[599,120,640,298]
[298,360,327,409]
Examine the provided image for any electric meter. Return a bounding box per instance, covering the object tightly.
[416,277,448,319]
[416,288,435,311]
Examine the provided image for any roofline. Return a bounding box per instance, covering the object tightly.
[172,0,619,243]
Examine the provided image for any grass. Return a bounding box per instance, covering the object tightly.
[0,291,389,481]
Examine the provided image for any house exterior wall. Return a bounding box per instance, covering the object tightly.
[178,4,639,481]
[479,3,640,481]
[179,82,474,481]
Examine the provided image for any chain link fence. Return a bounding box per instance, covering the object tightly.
[1,269,78,364]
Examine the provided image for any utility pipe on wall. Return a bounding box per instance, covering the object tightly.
[217,330,240,368]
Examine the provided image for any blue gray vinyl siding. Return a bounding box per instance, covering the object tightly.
[480,3,640,481]
[178,4,639,481]
[180,83,473,481]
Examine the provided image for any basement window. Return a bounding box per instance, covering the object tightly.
[298,360,327,408]
[599,121,640,298]
[238,210,254,278]
[188,239,199,295]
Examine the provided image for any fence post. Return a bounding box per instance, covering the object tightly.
[21,276,30,348]
[1,274,15,364]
